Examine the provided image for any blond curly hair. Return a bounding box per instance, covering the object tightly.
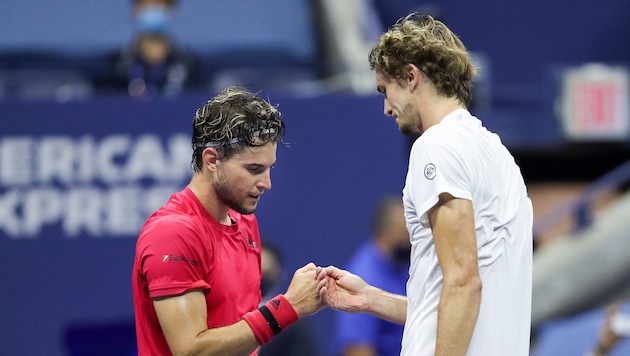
[369,14,478,107]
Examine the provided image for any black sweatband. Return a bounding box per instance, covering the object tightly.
[259,305,282,335]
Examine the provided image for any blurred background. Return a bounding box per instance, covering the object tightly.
[1,0,629,355]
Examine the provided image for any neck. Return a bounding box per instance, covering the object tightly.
[188,173,231,225]
[420,96,466,131]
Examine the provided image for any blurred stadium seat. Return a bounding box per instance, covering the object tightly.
[172,0,321,92]
[0,68,93,101]
[0,0,322,96]
[0,0,131,58]
[173,0,318,69]
[0,0,129,99]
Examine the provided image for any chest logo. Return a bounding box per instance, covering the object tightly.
[424,163,436,180]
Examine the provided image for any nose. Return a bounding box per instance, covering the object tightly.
[383,98,393,117]
[258,170,272,191]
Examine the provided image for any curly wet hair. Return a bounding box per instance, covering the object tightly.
[368,13,478,107]
[191,86,285,172]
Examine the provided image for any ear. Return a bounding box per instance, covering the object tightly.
[202,148,221,172]
[406,64,422,91]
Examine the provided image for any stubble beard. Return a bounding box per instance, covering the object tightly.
[398,102,422,137]
[213,177,257,215]
[399,123,415,136]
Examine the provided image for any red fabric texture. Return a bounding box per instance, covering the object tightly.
[133,187,262,355]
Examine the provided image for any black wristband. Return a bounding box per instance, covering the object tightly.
[259,305,282,335]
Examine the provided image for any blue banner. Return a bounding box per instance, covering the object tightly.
[0,93,409,356]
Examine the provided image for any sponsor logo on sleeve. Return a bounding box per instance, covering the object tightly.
[424,163,436,180]
[162,254,199,267]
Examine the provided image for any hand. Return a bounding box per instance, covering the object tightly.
[284,262,326,317]
[316,265,370,313]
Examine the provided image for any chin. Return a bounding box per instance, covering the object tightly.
[399,123,422,137]
[240,207,257,215]
[230,203,257,215]
[244,203,259,214]
[399,126,414,136]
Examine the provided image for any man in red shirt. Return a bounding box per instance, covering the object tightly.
[132,86,325,355]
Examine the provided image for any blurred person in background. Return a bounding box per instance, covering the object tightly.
[259,240,319,356]
[99,0,205,98]
[334,196,409,356]
[318,13,533,356]
[132,86,325,356]
[587,301,630,356]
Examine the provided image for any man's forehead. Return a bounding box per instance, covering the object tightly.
[231,143,277,163]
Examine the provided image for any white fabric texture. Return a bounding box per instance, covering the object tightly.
[401,109,533,355]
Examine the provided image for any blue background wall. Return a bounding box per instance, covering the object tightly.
[0,93,410,356]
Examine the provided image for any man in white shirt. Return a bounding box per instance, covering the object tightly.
[317,13,532,356]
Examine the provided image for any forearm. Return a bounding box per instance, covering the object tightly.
[435,281,481,356]
[171,309,300,356]
[185,320,260,356]
[366,285,407,325]
[156,292,299,356]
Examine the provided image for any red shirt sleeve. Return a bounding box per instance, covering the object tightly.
[137,216,211,298]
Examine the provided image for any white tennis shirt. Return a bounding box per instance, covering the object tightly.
[401,109,533,356]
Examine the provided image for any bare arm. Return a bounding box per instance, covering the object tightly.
[154,290,259,356]
[429,194,481,356]
[317,266,407,325]
[154,263,325,356]
[366,284,407,325]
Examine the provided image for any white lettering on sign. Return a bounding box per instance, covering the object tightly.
[0,134,192,238]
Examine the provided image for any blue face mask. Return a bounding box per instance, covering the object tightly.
[136,5,172,35]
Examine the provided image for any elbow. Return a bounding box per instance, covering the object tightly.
[443,274,482,297]
[170,350,197,356]
[469,276,482,297]
[169,345,205,356]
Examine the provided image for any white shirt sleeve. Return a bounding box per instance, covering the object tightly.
[407,128,473,228]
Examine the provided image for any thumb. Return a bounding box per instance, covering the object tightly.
[297,262,317,273]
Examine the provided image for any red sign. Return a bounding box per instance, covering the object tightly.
[560,64,629,140]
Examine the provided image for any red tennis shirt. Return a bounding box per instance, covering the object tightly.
[132,186,262,355]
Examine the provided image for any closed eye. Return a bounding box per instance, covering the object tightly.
[377,85,387,99]
[246,164,269,175]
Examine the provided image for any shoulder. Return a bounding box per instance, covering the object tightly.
[412,117,476,160]
[137,194,202,248]
[137,210,197,247]
[409,130,457,170]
